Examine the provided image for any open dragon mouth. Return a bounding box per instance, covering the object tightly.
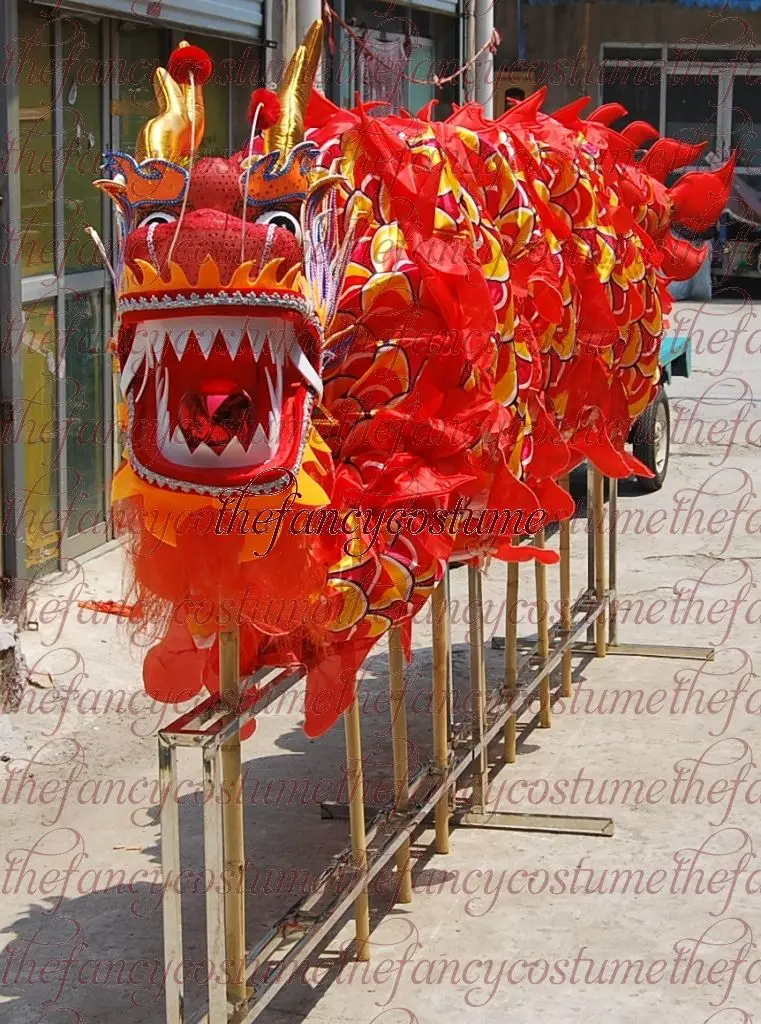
[119,297,322,493]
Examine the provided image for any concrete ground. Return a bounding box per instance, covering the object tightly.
[1,296,760,1024]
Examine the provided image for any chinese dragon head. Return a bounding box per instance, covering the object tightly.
[94,22,733,738]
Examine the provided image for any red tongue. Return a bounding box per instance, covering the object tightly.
[206,394,228,417]
[179,383,256,452]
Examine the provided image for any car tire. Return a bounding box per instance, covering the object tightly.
[632,387,670,493]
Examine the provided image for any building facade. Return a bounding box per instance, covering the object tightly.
[494,1,761,187]
[0,0,270,584]
[0,0,466,586]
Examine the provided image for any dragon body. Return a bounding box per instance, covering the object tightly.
[94,24,732,738]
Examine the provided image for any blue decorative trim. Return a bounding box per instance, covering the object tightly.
[102,151,188,209]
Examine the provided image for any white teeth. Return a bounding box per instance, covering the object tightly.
[248,423,270,462]
[157,370,170,445]
[121,345,146,397]
[224,437,250,463]
[286,337,323,398]
[222,324,245,360]
[151,332,165,362]
[249,328,266,360]
[127,311,319,469]
[268,408,281,450]
[169,325,191,359]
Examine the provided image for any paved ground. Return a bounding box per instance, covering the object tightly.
[1,296,760,1024]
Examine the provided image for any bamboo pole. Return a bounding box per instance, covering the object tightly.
[559,474,573,699]
[534,530,551,728]
[594,469,607,658]
[608,476,618,646]
[388,627,413,903]
[344,694,371,961]
[431,579,450,854]
[468,562,488,811]
[503,560,519,763]
[220,627,246,1004]
[586,462,595,642]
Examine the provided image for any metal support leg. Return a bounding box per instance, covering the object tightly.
[220,628,246,1006]
[535,530,551,728]
[388,627,413,904]
[159,736,185,1024]
[431,579,450,854]
[559,474,573,699]
[344,695,371,961]
[468,563,488,811]
[503,560,519,763]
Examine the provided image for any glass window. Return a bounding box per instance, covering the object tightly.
[407,41,435,117]
[231,41,264,152]
[60,17,104,273]
[666,74,719,163]
[602,65,661,134]
[18,6,54,277]
[21,300,59,575]
[184,34,230,156]
[116,23,163,155]
[63,290,106,538]
[732,74,761,169]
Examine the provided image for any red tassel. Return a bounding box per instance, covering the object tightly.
[248,87,281,128]
[167,44,213,86]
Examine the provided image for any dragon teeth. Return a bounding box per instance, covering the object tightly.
[221,323,245,359]
[286,336,322,398]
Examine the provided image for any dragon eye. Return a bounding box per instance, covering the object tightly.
[138,211,177,229]
[255,210,302,240]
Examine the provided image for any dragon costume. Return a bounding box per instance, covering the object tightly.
[93,23,733,738]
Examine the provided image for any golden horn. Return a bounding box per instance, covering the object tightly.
[263,19,323,166]
[135,42,205,163]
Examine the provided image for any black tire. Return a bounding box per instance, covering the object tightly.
[632,387,670,493]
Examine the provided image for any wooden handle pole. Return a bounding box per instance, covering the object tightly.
[534,530,551,728]
[468,562,488,811]
[559,474,573,699]
[220,627,246,1004]
[594,469,607,658]
[388,627,413,903]
[344,694,371,961]
[503,560,519,763]
[431,579,450,854]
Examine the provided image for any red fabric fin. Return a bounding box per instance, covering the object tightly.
[622,451,655,478]
[640,138,706,182]
[490,539,560,564]
[499,87,547,125]
[660,232,709,281]
[621,121,660,147]
[417,99,438,121]
[143,624,206,704]
[531,476,576,523]
[304,656,359,738]
[587,102,627,126]
[552,96,591,128]
[667,152,736,232]
[305,89,343,127]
